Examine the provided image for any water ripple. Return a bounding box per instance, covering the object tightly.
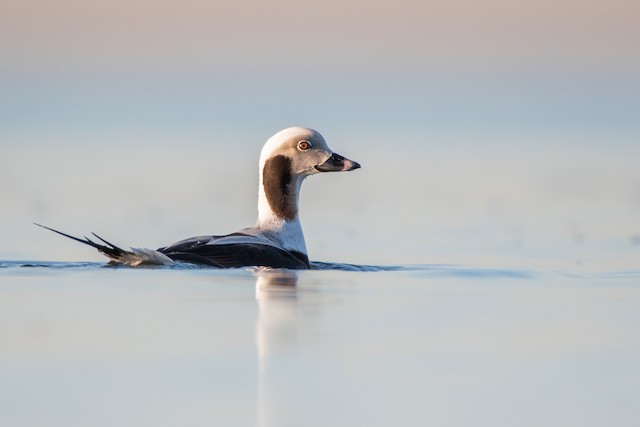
[4,260,635,280]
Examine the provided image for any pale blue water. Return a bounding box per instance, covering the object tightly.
[1,261,639,426]
[2,63,640,427]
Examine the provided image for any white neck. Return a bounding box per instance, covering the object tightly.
[256,175,307,254]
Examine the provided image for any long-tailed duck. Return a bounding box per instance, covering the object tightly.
[37,127,360,269]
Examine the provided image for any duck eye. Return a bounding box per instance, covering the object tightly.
[298,140,311,151]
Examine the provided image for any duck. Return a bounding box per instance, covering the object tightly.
[36,127,361,269]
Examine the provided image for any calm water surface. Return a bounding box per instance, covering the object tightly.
[2,16,639,426]
[1,261,639,427]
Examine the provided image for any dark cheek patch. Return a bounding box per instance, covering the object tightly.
[263,155,298,221]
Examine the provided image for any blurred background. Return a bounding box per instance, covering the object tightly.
[1,0,639,270]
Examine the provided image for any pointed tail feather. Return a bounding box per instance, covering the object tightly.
[34,223,173,266]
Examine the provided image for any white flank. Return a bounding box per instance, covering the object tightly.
[126,248,176,266]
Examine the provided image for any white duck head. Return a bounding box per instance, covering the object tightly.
[256,127,360,251]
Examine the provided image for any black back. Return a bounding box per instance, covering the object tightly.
[158,238,310,269]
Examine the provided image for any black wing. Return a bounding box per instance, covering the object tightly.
[158,240,310,269]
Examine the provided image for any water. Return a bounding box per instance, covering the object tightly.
[2,41,639,427]
[1,261,639,427]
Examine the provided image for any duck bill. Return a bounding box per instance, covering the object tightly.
[314,153,361,172]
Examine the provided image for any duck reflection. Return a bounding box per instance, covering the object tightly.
[255,269,299,357]
[255,269,299,427]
